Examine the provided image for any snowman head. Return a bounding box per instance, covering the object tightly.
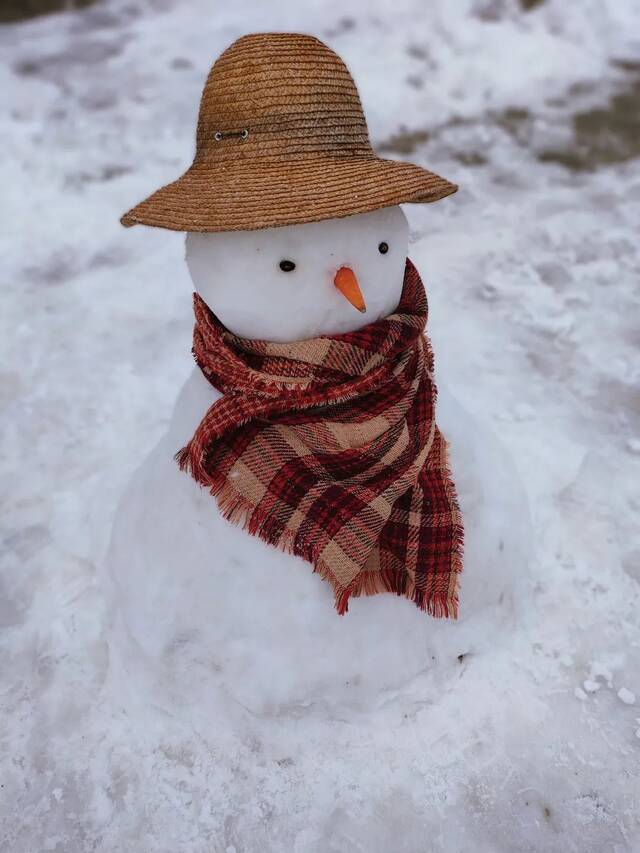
[185,206,409,343]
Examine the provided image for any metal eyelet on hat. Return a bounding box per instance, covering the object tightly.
[214,129,249,142]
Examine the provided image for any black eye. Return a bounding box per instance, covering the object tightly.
[279,259,296,272]
[378,242,389,255]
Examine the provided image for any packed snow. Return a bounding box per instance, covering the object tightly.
[1,1,639,851]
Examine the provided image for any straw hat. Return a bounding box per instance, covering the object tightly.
[121,33,457,233]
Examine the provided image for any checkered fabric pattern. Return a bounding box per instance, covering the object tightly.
[177,259,463,617]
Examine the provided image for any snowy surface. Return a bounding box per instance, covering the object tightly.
[2,0,640,850]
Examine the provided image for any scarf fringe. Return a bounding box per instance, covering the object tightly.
[175,445,191,471]
[334,428,464,619]
[177,444,463,619]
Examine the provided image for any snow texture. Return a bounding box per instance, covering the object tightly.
[1,1,640,851]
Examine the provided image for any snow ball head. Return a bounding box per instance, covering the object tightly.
[185,206,409,342]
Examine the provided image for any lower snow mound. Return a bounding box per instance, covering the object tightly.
[103,376,531,714]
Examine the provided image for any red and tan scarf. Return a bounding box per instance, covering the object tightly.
[177,259,463,617]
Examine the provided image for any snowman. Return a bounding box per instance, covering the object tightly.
[108,33,530,713]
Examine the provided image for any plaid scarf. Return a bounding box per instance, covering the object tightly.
[177,259,463,617]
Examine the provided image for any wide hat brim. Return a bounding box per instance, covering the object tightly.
[120,155,457,233]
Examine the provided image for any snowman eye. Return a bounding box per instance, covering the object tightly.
[279,259,296,272]
[378,242,389,255]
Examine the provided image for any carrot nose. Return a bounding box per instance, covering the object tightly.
[333,267,366,314]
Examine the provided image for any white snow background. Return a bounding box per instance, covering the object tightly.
[1,0,640,850]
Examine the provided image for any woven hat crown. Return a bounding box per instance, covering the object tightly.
[195,33,373,164]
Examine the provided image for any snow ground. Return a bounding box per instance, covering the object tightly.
[1,0,639,850]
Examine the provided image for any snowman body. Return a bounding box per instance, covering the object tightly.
[105,207,530,713]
